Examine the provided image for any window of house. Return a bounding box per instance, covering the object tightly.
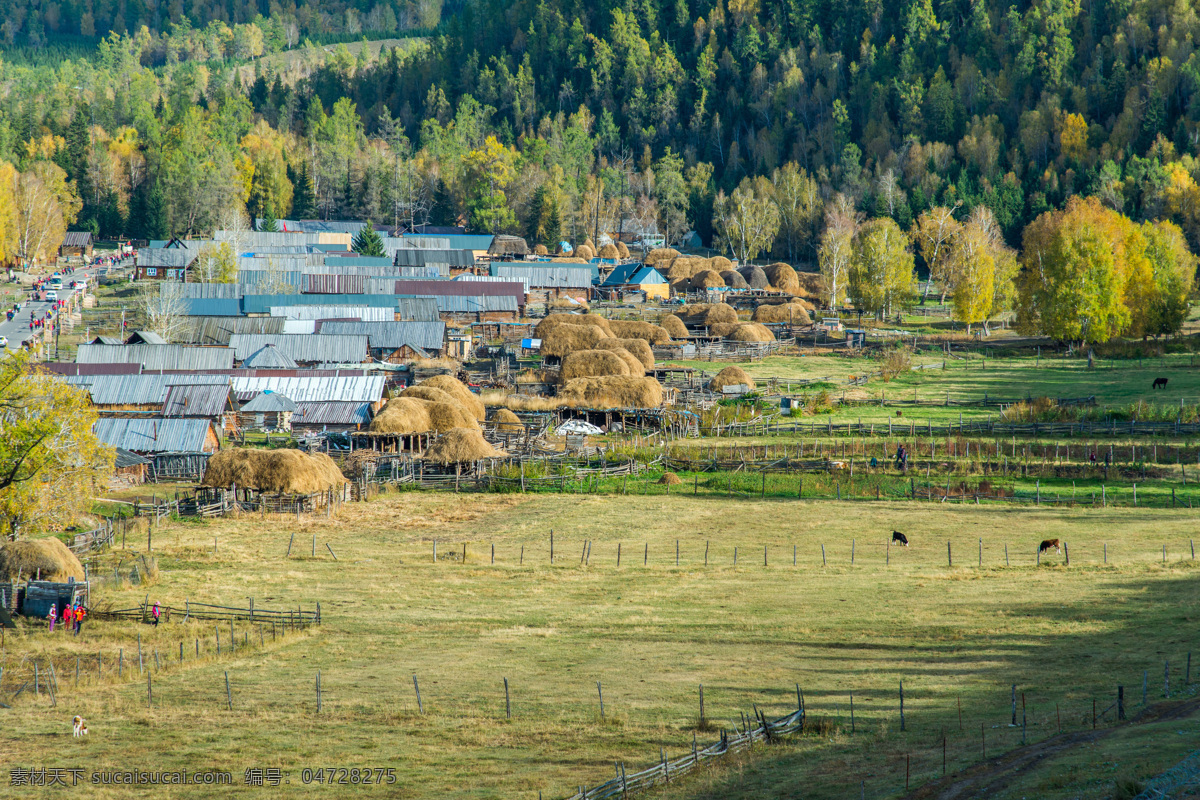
[146,268,157,276]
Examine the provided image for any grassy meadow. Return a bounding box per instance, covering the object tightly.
[2,492,1199,798]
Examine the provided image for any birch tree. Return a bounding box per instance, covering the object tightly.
[139,281,190,342]
[848,217,916,319]
[712,176,780,263]
[817,196,859,309]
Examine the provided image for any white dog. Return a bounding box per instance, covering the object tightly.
[72,716,87,737]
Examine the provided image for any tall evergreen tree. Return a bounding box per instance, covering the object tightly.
[291,163,317,219]
[144,182,168,240]
[259,202,279,232]
[352,222,385,256]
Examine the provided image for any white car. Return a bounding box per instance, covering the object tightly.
[45,291,58,301]
[0,336,8,348]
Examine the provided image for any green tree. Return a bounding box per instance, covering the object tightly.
[463,136,517,233]
[652,147,690,245]
[848,218,916,319]
[352,222,386,257]
[290,163,317,219]
[712,176,780,262]
[771,162,824,261]
[1142,220,1197,336]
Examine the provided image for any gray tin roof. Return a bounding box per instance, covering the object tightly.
[93,417,215,453]
[316,321,445,351]
[75,344,235,371]
[228,334,369,364]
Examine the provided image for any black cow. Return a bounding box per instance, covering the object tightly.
[892,531,909,546]
[1039,538,1061,554]
[1153,377,1169,390]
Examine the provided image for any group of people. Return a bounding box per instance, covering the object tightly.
[895,444,909,471]
[46,602,87,635]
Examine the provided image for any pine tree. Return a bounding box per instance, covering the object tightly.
[144,182,168,240]
[291,163,317,219]
[352,222,385,257]
[259,202,279,232]
[126,184,149,240]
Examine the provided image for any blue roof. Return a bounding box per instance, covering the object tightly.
[329,256,393,267]
[399,233,493,251]
[602,265,666,286]
[182,298,243,316]
[241,294,398,314]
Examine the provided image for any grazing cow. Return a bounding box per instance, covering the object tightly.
[892,531,909,546]
[1153,377,1169,390]
[896,410,903,418]
[1038,538,1061,555]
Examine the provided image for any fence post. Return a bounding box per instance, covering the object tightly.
[699,684,705,725]
[225,671,232,710]
[947,540,952,567]
[597,681,604,718]
[504,677,511,719]
[899,681,905,731]
[1118,685,1125,720]
[413,675,424,714]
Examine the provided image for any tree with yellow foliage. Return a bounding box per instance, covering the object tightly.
[1058,113,1089,163]
[14,162,82,267]
[463,136,517,233]
[0,162,19,266]
[1142,220,1196,337]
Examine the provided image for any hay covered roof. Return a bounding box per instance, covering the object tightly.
[423,427,507,463]
[201,448,348,494]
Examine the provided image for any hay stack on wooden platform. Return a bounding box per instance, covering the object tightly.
[598,243,620,259]
[665,256,710,282]
[660,314,690,338]
[558,376,664,408]
[690,269,726,289]
[616,241,630,258]
[740,265,770,289]
[551,256,589,263]
[679,302,739,326]
[420,374,487,421]
[709,366,755,392]
[202,448,347,493]
[539,324,612,357]
[424,428,507,464]
[534,313,613,338]
[491,408,524,432]
[727,322,776,342]
[710,256,734,272]
[400,385,464,407]
[597,337,654,369]
[423,400,480,432]
[533,244,549,255]
[559,349,634,382]
[644,247,680,267]
[0,539,84,582]
[722,270,749,289]
[752,302,813,325]
[574,244,595,261]
[708,322,738,337]
[764,262,801,294]
[607,319,671,344]
[368,397,432,434]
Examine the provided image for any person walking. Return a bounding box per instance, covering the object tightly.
[151,601,160,627]
[62,603,73,631]
[73,603,85,636]
[47,603,57,632]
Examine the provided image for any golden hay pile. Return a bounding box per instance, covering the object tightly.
[420,374,487,421]
[0,538,84,582]
[423,427,507,464]
[607,319,671,344]
[533,244,549,255]
[741,265,770,289]
[559,349,634,382]
[582,238,596,251]
[598,337,654,369]
[551,256,589,263]
[752,302,813,324]
[491,407,524,432]
[616,241,630,258]
[764,262,801,294]
[202,448,347,493]
[709,365,756,392]
[592,341,648,374]
[708,322,738,337]
[727,322,776,342]
[657,472,683,485]
[722,269,750,289]
[710,256,734,271]
[660,314,690,338]
[400,385,462,407]
[598,243,620,259]
[666,256,711,282]
[795,271,823,297]
[539,324,612,357]
[368,397,431,434]
[424,400,480,432]
[690,269,726,289]
[679,302,739,326]
[575,244,595,261]
[534,313,613,338]
[548,297,590,310]
[644,247,680,266]
[558,376,664,408]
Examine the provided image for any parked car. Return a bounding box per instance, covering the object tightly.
[45,291,58,301]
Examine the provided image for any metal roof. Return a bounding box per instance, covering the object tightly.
[316,321,445,351]
[394,297,441,321]
[241,344,299,369]
[268,306,393,322]
[176,316,286,345]
[161,384,233,417]
[392,279,524,303]
[62,232,93,247]
[302,274,365,294]
[67,374,229,406]
[75,344,235,371]
[291,401,372,426]
[215,230,326,246]
[228,334,369,363]
[420,295,520,313]
[139,249,197,268]
[126,331,167,345]
[114,448,151,468]
[93,417,216,453]
[603,264,667,286]
[182,298,243,317]
[178,283,256,299]
[230,375,386,403]
[242,294,396,313]
[240,391,297,412]
[393,249,475,267]
[236,269,303,292]
[43,362,143,377]
[328,256,393,267]
[271,220,368,235]
[396,234,493,251]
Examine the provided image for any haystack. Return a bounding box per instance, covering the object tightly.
[616,241,630,258]
[597,337,655,369]
[722,270,749,289]
[400,385,464,408]
[657,472,683,485]
[582,238,596,252]
[559,349,634,382]
[644,247,680,267]
[710,256,734,272]
[727,322,775,342]
[753,302,812,325]
[557,376,664,408]
[740,265,770,289]
[575,244,595,261]
[419,374,487,421]
[607,319,671,344]
[598,243,620,259]
[423,428,507,464]
[534,313,613,338]
[424,400,481,432]
[533,244,549,255]
[0,539,84,582]
[690,269,726,289]
[679,302,738,326]
[201,448,347,493]
[795,271,823,297]
[491,407,524,433]
[551,256,589,263]
[708,322,738,337]
[539,324,613,357]
[368,397,432,434]
[709,365,755,392]
[764,262,801,294]
[666,256,710,282]
[660,314,690,338]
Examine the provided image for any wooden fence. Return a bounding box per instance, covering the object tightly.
[698,414,1200,440]
[69,519,116,557]
[91,600,320,627]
